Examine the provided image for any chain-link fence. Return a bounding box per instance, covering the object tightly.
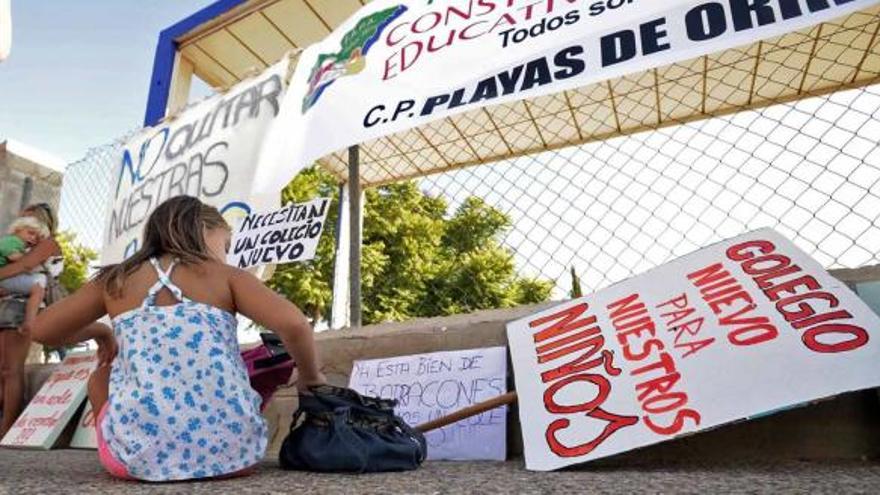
[58,135,130,253]
[56,82,880,325]
[419,83,880,301]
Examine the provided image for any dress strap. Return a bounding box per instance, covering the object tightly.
[143,258,188,307]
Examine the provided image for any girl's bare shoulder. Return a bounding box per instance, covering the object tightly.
[183,260,254,291]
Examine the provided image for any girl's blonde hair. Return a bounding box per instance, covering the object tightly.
[96,196,230,297]
[8,216,50,239]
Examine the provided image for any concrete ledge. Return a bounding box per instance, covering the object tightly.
[314,302,556,384]
[22,299,880,462]
[308,303,880,462]
[830,265,880,284]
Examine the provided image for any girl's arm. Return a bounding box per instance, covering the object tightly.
[0,237,60,279]
[229,268,326,390]
[28,281,117,366]
[28,279,105,338]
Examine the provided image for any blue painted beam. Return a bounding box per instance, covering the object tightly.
[144,0,248,127]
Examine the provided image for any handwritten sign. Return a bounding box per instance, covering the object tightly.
[70,401,98,449]
[348,347,507,461]
[102,58,291,264]
[507,229,880,471]
[227,198,330,269]
[1,352,96,449]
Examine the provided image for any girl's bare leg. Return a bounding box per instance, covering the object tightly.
[87,364,110,413]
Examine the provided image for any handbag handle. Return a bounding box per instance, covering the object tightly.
[388,415,428,463]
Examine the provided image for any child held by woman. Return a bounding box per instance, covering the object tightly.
[0,216,50,330]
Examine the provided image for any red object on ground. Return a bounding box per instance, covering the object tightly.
[241,336,295,411]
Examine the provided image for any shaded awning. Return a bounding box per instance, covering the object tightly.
[171,1,880,187]
[176,0,368,87]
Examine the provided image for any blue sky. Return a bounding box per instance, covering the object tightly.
[0,1,214,162]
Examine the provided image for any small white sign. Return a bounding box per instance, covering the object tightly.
[508,229,880,471]
[70,400,98,449]
[349,347,508,461]
[1,352,97,449]
[227,198,331,269]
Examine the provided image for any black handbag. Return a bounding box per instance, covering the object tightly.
[279,385,427,473]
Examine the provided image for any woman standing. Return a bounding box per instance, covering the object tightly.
[0,203,62,436]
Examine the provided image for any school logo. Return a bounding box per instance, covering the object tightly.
[302,4,408,113]
[220,201,252,230]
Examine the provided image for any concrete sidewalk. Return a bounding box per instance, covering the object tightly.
[1,450,879,494]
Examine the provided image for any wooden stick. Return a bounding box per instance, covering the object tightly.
[416,392,518,433]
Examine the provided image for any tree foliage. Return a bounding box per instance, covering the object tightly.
[269,167,554,326]
[570,266,583,299]
[42,232,97,361]
[56,231,98,292]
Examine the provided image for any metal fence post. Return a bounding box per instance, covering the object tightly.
[348,145,362,328]
[329,183,351,330]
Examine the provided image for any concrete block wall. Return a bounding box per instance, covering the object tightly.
[21,269,880,462]
[261,300,880,462]
[0,140,63,233]
[264,302,558,457]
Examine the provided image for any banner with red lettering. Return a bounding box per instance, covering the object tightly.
[507,229,880,471]
[0,352,96,449]
[254,0,879,194]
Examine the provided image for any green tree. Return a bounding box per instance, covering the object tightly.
[270,167,342,323]
[570,266,583,299]
[269,167,554,326]
[43,232,97,362]
[56,231,97,292]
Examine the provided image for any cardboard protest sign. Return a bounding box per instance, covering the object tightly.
[102,58,292,264]
[1,352,97,449]
[507,229,880,471]
[70,401,98,449]
[349,348,508,461]
[227,198,330,269]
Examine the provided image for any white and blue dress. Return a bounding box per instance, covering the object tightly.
[102,258,267,481]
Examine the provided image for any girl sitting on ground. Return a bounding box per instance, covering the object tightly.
[0,216,50,330]
[27,196,326,482]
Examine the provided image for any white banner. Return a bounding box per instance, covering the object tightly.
[507,229,880,471]
[102,58,291,263]
[227,198,331,269]
[348,347,508,461]
[256,0,879,193]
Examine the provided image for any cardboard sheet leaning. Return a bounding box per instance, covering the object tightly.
[1,352,97,449]
[507,229,880,471]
